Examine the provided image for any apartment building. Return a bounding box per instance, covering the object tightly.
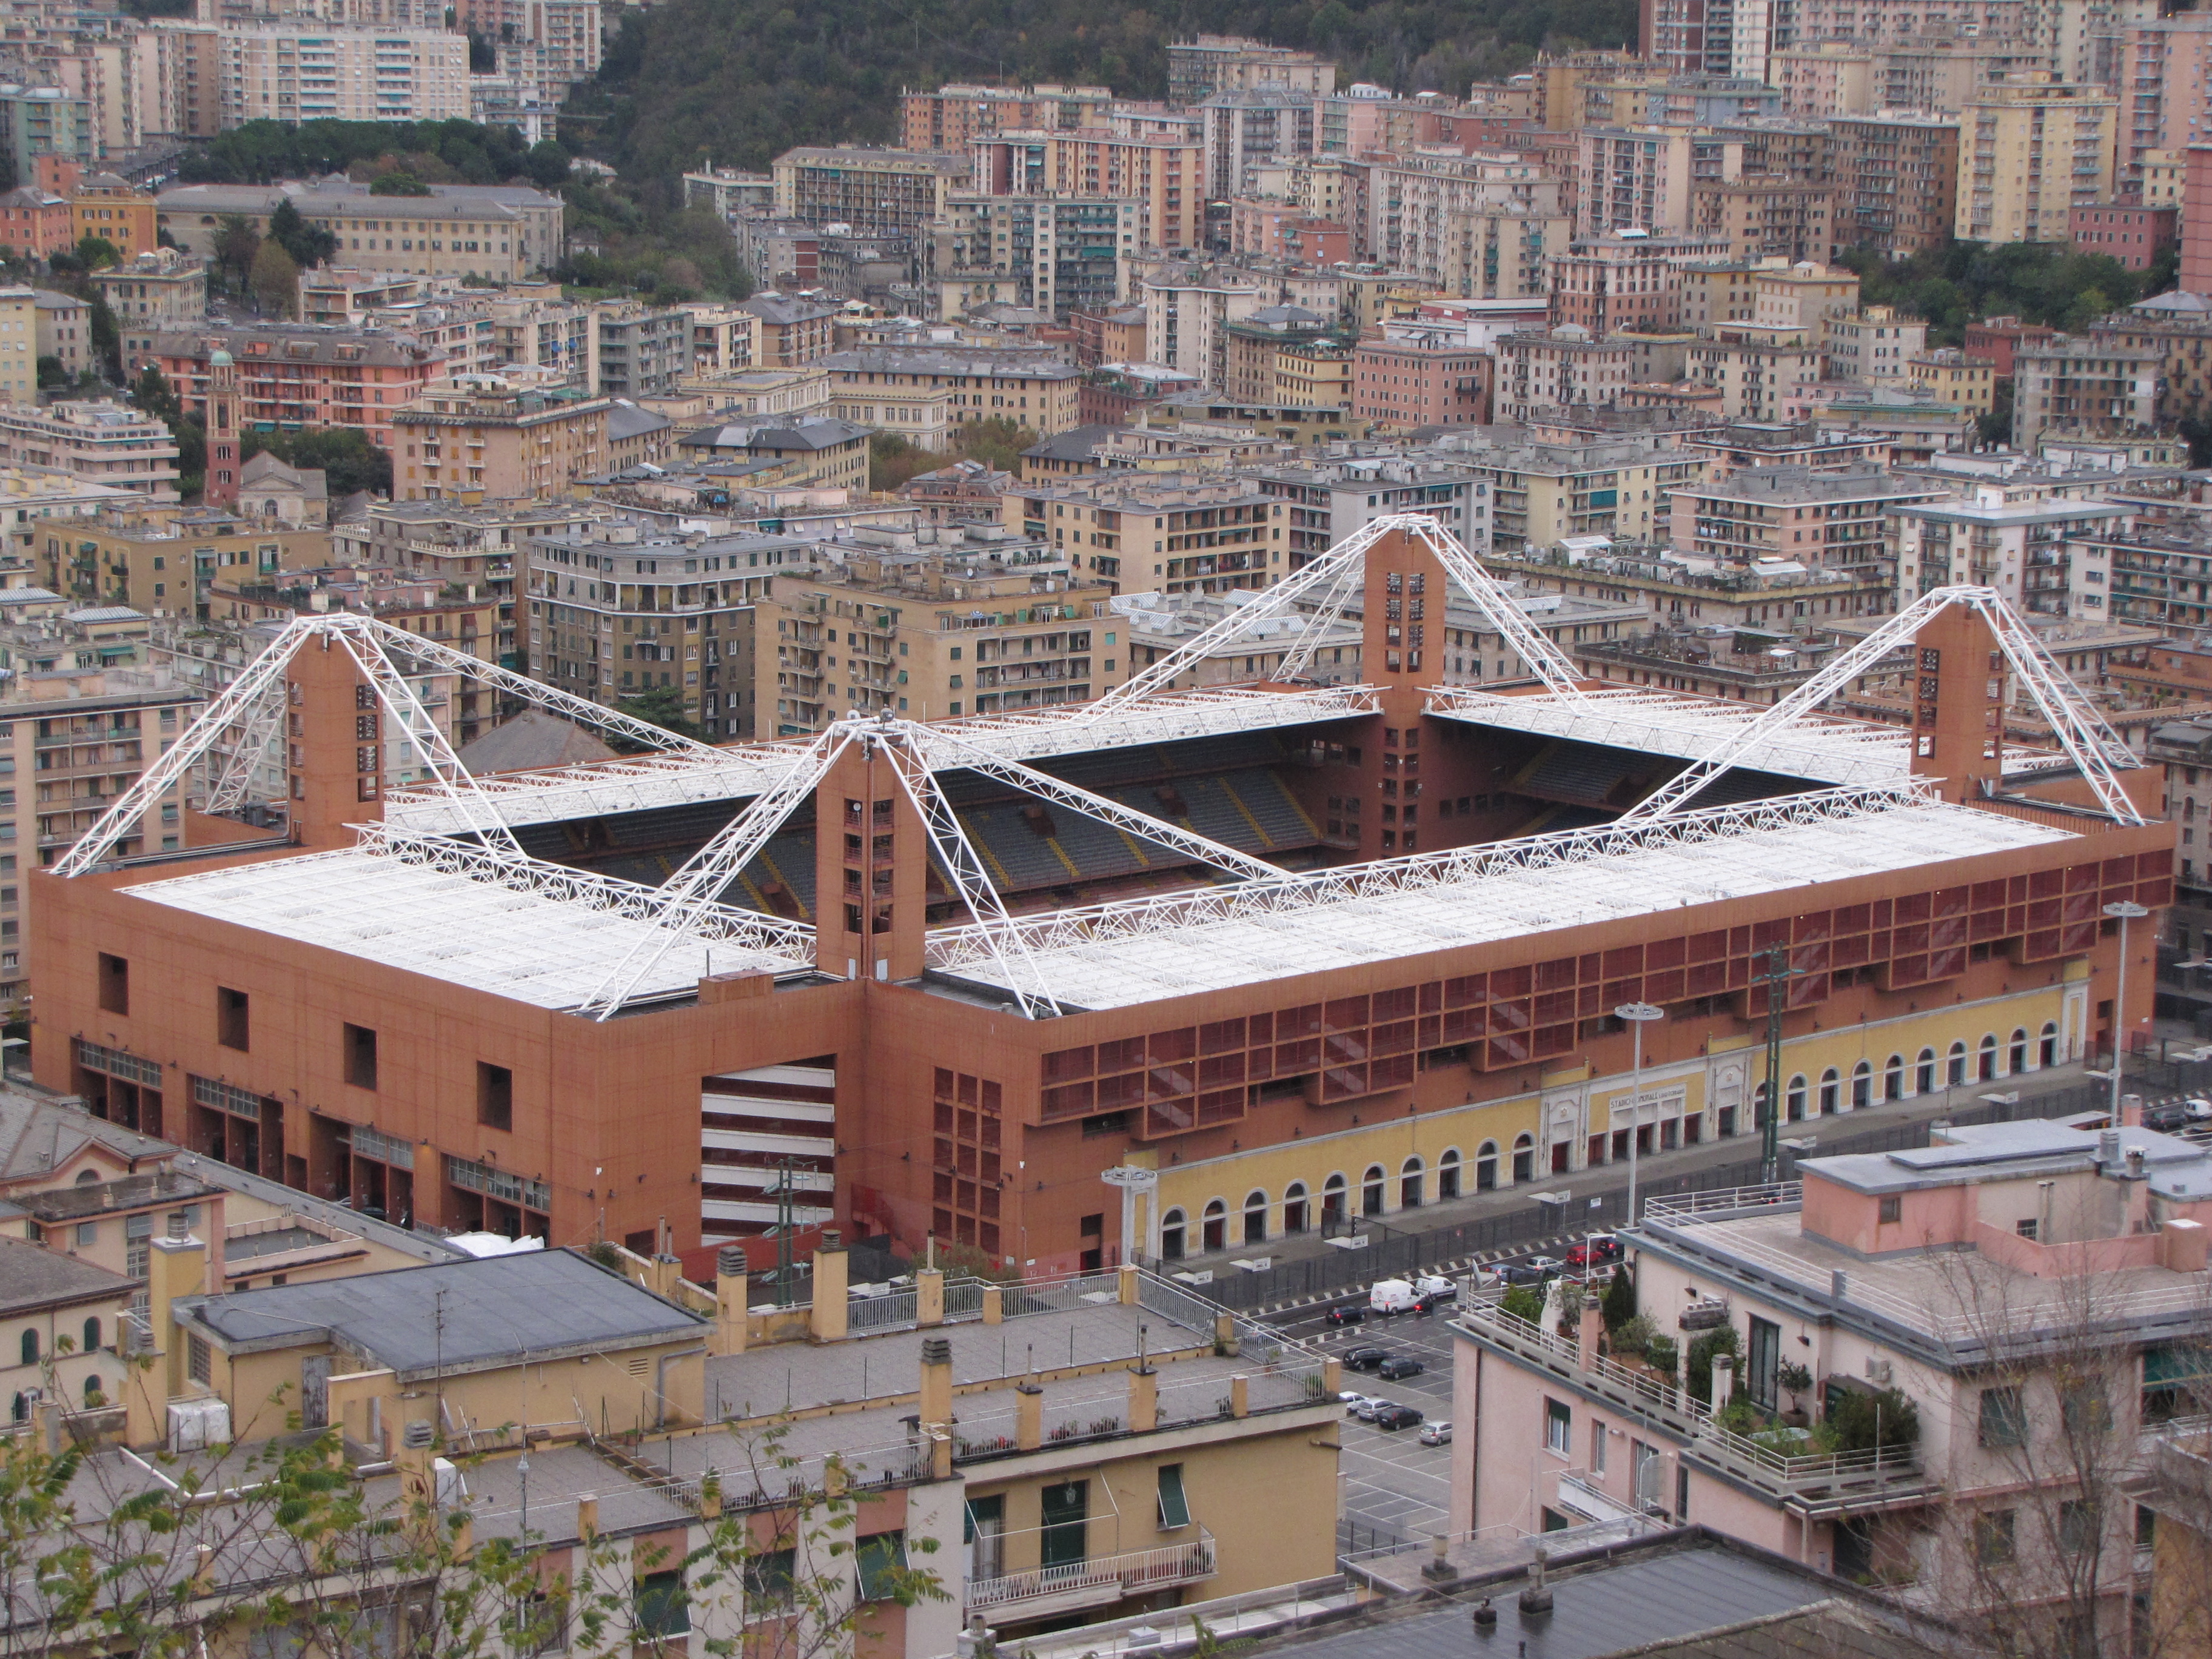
[42,510,328,617]
[1351,332,1493,429]
[1667,463,1936,572]
[1252,453,1491,565]
[1367,154,1570,300]
[591,301,688,400]
[1692,176,1840,264]
[924,195,1142,323]
[523,521,792,739]
[1002,473,1287,595]
[816,347,1081,435]
[1752,260,1861,335]
[1458,435,1706,553]
[1454,1121,2212,1651]
[898,82,1113,151]
[1828,112,1961,256]
[1956,74,2120,245]
[739,294,837,367]
[1826,305,1931,381]
[0,284,33,404]
[970,130,1205,254]
[2070,200,2177,269]
[1492,327,1635,425]
[157,181,560,281]
[93,250,206,372]
[0,85,93,184]
[152,325,444,451]
[214,25,470,126]
[1167,34,1336,102]
[1908,347,1998,415]
[679,166,774,221]
[1576,126,1709,239]
[768,146,967,240]
[391,380,612,501]
[1221,307,1333,405]
[2012,335,2165,448]
[0,401,179,499]
[32,288,85,376]
[757,538,1113,732]
[447,0,600,85]
[1687,327,1827,421]
[1771,41,1876,117]
[1892,489,2130,615]
[675,416,868,491]
[0,184,70,258]
[1139,264,1263,388]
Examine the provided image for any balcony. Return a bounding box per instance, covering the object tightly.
[967,1527,1217,1619]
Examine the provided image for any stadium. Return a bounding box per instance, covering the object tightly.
[29,518,2175,1280]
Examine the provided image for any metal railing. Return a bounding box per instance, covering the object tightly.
[967,1527,1216,1612]
[1641,1181,1803,1224]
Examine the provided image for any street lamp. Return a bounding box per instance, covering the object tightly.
[2104,900,2150,1122]
[517,1450,530,1536]
[1615,1002,1664,1227]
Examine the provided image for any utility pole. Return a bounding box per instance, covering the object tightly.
[773,1157,796,1307]
[1755,944,1800,1185]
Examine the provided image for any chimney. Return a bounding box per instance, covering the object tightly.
[1519,1546,1554,1615]
[918,1336,953,1429]
[1015,1381,1043,1450]
[1118,1261,1140,1304]
[2127,1145,2147,1180]
[1711,1353,1735,1410]
[146,1232,207,1403]
[982,1284,1004,1325]
[575,1492,598,1540]
[1831,1269,1848,1305]
[2099,1128,2121,1166]
[809,1229,848,1342]
[714,1245,749,1356]
[1577,1303,1603,1370]
[916,1264,945,1327]
[1230,1373,1250,1418]
[2160,1216,2209,1273]
[2123,1092,2144,1130]
[397,1418,437,1509]
[1128,1363,1159,1432]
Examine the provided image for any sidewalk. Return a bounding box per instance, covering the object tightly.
[1169,1058,2102,1286]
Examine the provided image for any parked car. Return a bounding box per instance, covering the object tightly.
[2187,1098,2212,1123]
[1411,1272,1458,1300]
[1325,1302,1369,1327]
[1377,1355,1425,1381]
[1567,1234,1623,1269]
[1341,1393,1378,1416]
[1353,1396,1397,1422]
[2145,1102,2191,1133]
[1418,1421,1453,1447]
[1344,1346,1392,1373]
[1369,1278,1421,1315]
[1495,1261,1548,1286]
[1525,1254,1565,1279]
[1373,1403,1426,1430]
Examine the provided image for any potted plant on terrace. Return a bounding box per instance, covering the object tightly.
[1777,1361,1814,1427]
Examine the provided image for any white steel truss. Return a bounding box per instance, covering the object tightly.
[1270,551,1367,685]
[916,726,1281,882]
[203,680,290,813]
[575,726,853,1021]
[1615,585,2145,826]
[875,723,1065,1019]
[1087,512,1588,717]
[925,779,1945,976]
[53,619,308,876]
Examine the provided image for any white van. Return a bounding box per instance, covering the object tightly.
[1369,1278,1419,1315]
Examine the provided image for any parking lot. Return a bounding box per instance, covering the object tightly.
[1263,1245,1616,1552]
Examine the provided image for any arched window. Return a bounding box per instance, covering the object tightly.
[1321,1174,1347,1227]
[81,1317,99,1354]
[1242,1190,1267,1246]
[1818,1068,1840,1116]
[1948,1041,1968,1087]
[1477,1141,1500,1191]
[73,1168,98,1185]
[1916,1048,1937,1095]
[2040,1022,2060,1068]
[1202,1198,1227,1253]
[2010,1027,2030,1074]
[1512,1134,1535,1184]
[1362,1165,1387,1218]
[1438,1149,1462,1201]
[1852,1061,1872,1110]
[1283,1182,1309,1235]
[1885,1054,1905,1102]
[1160,1207,1187,1261]
[1400,1156,1424,1210]
[8,1393,22,1423]
[82,1375,101,1407]
[18,1330,36,1367]
[1785,1074,1808,1122]
[1978,1034,1999,1082]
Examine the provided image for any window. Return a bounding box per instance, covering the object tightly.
[82,1316,99,1352]
[742,1549,795,1607]
[216,987,249,1051]
[187,1331,210,1384]
[1975,1508,2016,1566]
[855,1532,908,1601]
[1746,1316,1781,1410]
[75,1221,96,1247]
[1879,1195,1902,1224]
[1589,1418,1607,1475]
[1545,1397,1571,1455]
[632,1570,688,1638]
[1156,1463,1191,1529]
[1979,1385,2027,1447]
[1438,1149,1461,1199]
[512,1590,566,1655]
[345,1024,377,1089]
[477,1062,512,1131]
[2062,1382,2111,1438]
[2060,1498,2100,1555]
[1948,1041,1968,1086]
[98,952,127,1014]
[18,1329,35,1365]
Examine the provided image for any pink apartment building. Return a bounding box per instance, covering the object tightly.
[1452,1113,2212,1652]
[1351,334,1493,427]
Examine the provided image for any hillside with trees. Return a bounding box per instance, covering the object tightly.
[561,0,1637,187]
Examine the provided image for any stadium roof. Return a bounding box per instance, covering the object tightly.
[930,791,2073,1011]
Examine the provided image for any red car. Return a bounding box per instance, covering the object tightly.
[1566,1234,1623,1270]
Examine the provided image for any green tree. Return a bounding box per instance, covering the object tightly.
[129,363,181,426]
[369,171,434,196]
[1601,1262,1635,1332]
[612,685,705,749]
[250,238,300,315]
[35,355,65,389]
[951,416,1034,473]
[525,138,571,189]
[268,197,337,268]
[242,426,394,498]
[213,213,261,289]
[868,431,942,491]
[73,234,119,270]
